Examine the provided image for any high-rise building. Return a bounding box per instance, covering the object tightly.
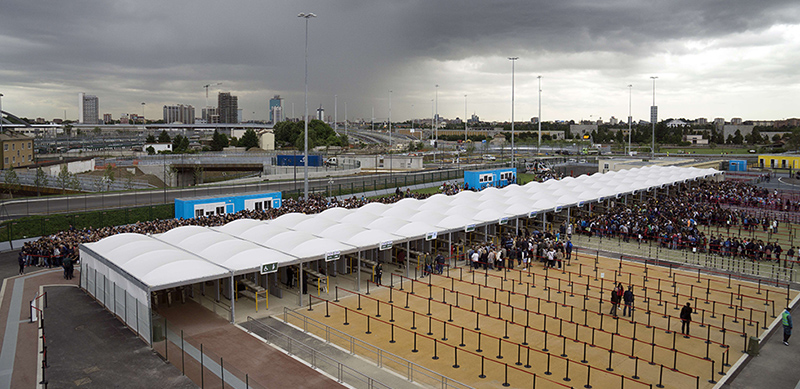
[163,104,196,124]
[269,95,283,123]
[78,93,99,124]
[218,92,239,123]
[202,107,219,123]
[103,113,113,124]
[316,105,325,121]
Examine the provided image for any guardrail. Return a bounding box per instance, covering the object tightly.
[244,317,392,389]
[282,307,474,389]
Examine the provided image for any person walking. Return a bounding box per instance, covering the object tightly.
[680,302,693,337]
[782,307,793,346]
[623,286,634,317]
[375,263,383,285]
[610,287,620,317]
[18,252,25,275]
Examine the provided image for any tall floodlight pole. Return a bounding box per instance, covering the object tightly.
[464,94,468,142]
[435,85,439,164]
[627,84,633,155]
[334,94,338,132]
[389,90,393,179]
[344,102,348,141]
[650,76,658,159]
[141,102,146,126]
[299,12,316,200]
[431,99,435,163]
[508,57,518,165]
[537,75,542,157]
[0,94,4,135]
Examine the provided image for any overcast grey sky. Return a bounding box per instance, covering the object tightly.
[1,0,798,123]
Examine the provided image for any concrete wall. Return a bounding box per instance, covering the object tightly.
[44,159,95,176]
[348,155,423,170]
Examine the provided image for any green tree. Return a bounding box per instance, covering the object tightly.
[210,130,229,151]
[239,129,259,149]
[3,169,20,198]
[158,130,171,143]
[103,165,115,189]
[146,134,156,143]
[56,165,72,193]
[146,146,155,155]
[34,167,48,196]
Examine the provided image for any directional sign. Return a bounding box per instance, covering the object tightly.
[425,231,438,241]
[465,224,476,233]
[325,251,341,262]
[260,263,278,275]
[379,241,393,251]
[499,217,509,225]
[528,212,537,218]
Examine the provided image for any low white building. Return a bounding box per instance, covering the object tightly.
[145,143,172,153]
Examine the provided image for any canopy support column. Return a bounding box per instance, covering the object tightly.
[214,279,220,302]
[406,242,410,278]
[298,264,304,306]
[357,251,362,292]
[229,272,235,323]
[448,232,453,269]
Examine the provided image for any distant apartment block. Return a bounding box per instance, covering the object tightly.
[163,104,196,124]
[0,133,34,169]
[78,93,99,124]
[202,107,219,124]
[730,117,743,125]
[218,92,238,123]
[695,118,708,125]
[103,113,113,124]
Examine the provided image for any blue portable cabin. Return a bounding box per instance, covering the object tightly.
[275,155,323,167]
[175,191,282,219]
[728,160,747,172]
[464,168,517,191]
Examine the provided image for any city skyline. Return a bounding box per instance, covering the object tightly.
[1,1,798,123]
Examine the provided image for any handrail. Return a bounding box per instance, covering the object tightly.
[244,317,392,389]
[283,307,476,389]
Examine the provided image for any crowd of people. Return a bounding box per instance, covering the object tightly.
[18,175,797,276]
[17,183,461,273]
[572,180,797,264]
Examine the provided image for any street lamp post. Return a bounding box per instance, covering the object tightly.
[334,94,337,133]
[434,85,439,165]
[0,93,4,135]
[627,84,633,156]
[299,12,317,200]
[650,76,658,159]
[431,99,435,163]
[389,90,392,180]
[537,75,542,157]
[509,57,518,165]
[141,102,146,126]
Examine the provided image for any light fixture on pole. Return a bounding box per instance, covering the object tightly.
[431,99,435,163]
[508,57,518,165]
[389,90,392,180]
[434,85,439,164]
[650,76,658,159]
[334,94,337,132]
[141,102,146,126]
[344,102,348,142]
[627,84,633,156]
[299,12,316,200]
[537,75,542,157]
[0,93,4,135]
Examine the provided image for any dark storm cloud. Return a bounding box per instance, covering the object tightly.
[0,0,798,120]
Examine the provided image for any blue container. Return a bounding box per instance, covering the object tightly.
[464,168,517,191]
[729,160,747,172]
[276,155,322,167]
[175,191,282,219]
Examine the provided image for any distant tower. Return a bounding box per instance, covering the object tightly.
[218,92,239,123]
[78,92,99,124]
[269,95,284,123]
[316,105,324,121]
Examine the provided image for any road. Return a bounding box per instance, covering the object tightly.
[0,165,481,220]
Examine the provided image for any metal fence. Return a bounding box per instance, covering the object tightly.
[2,169,156,192]
[571,234,798,284]
[282,307,474,389]
[151,316,267,389]
[243,317,392,389]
